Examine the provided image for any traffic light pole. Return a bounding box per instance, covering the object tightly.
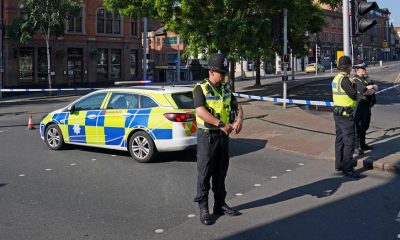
[315,43,318,76]
[143,17,148,80]
[343,0,351,56]
[282,8,288,109]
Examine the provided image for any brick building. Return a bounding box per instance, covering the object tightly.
[0,0,153,88]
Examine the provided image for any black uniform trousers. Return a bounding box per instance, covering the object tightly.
[194,129,229,207]
[333,113,355,173]
[354,101,371,148]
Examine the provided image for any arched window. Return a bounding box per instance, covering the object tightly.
[97,8,121,34]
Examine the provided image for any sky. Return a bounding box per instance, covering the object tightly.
[377,0,400,26]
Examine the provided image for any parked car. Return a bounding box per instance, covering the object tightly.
[40,86,197,163]
[305,63,325,73]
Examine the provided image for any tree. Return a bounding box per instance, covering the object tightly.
[104,0,342,89]
[7,0,81,89]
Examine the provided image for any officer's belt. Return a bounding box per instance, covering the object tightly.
[198,128,224,135]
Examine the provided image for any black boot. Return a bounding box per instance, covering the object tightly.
[213,202,241,216]
[199,204,212,225]
[361,144,373,151]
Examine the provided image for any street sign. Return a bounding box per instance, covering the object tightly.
[383,41,388,48]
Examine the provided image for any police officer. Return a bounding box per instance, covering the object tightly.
[352,60,378,156]
[193,53,244,225]
[332,56,360,178]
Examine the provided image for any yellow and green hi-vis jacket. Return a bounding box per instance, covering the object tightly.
[194,79,232,130]
[332,72,357,116]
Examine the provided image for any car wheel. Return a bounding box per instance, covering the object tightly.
[128,131,158,163]
[45,124,64,150]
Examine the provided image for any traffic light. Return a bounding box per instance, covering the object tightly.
[283,54,289,62]
[352,0,379,36]
[316,46,321,57]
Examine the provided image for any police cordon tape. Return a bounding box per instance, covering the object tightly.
[0,87,103,92]
[233,93,334,107]
[1,83,398,107]
[233,83,400,107]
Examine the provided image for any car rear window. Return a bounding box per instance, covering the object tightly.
[171,92,194,109]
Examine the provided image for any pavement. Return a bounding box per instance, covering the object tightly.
[1,63,399,174]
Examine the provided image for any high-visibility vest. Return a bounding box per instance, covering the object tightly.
[332,72,357,114]
[194,80,232,130]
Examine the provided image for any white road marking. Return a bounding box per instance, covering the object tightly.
[19,174,25,177]
[91,158,97,161]
[298,163,304,166]
[112,155,117,157]
[154,229,164,234]
[396,210,400,223]
[235,193,243,196]
[270,176,277,179]
[45,169,51,171]
[70,163,76,166]
[254,184,261,187]
[187,214,196,218]
[286,169,292,172]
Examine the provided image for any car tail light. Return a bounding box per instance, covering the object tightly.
[163,113,195,122]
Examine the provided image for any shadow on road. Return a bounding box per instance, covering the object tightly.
[0,183,7,188]
[233,176,363,212]
[220,174,400,240]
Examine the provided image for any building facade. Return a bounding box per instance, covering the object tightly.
[309,4,395,66]
[1,0,145,88]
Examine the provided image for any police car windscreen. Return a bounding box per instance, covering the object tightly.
[171,92,194,109]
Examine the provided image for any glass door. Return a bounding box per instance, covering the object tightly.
[67,48,83,84]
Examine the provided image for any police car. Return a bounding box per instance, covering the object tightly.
[40,86,197,163]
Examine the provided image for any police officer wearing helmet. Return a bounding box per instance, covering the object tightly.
[332,56,360,178]
[193,52,244,225]
[352,60,378,156]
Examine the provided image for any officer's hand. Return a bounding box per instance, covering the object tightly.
[372,84,378,91]
[220,124,233,135]
[233,119,243,134]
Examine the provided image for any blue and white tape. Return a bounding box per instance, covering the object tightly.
[0,88,103,92]
[234,84,399,107]
[375,84,400,94]
[233,93,334,107]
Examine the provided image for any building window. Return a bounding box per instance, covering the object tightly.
[131,18,138,36]
[97,8,121,34]
[97,49,108,81]
[18,48,34,83]
[67,7,83,33]
[167,53,178,64]
[38,48,51,81]
[130,50,138,80]
[157,38,160,46]
[111,49,121,80]
[332,33,336,43]
[164,37,177,46]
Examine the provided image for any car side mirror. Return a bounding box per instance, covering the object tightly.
[68,105,76,114]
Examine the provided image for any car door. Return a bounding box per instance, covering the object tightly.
[102,93,139,147]
[67,92,108,145]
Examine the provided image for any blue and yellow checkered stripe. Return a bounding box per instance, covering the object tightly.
[43,108,174,147]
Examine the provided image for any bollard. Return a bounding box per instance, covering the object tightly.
[379,60,383,67]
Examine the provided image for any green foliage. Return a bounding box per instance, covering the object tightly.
[7,0,82,44]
